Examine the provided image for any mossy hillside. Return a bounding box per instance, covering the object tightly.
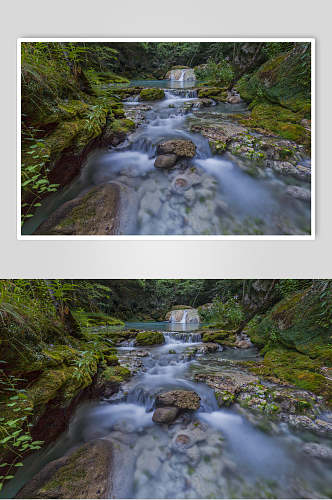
[139,88,165,101]
[135,331,165,346]
[236,44,311,110]
[246,287,332,404]
[236,103,310,147]
[235,44,311,147]
[245,348,332,406]
[247,288,332,356]
[72,310,124,329]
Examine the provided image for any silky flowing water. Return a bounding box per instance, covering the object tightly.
[22,80,311,236]
[3,322,332,499]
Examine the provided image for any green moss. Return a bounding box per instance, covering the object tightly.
[202,330,235,345]
[135,331,165,346]
[139,88,165,101]
[72,310,124,328]
[104,354,119,366]
[215,390,235,407]
[197,87,227,101]
[111,118,135,134]
[102,365,131,383]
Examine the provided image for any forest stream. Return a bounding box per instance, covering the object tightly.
[22,79,311,236]
[4,321,332,499]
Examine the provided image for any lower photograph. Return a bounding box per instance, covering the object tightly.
[0,279,331,499]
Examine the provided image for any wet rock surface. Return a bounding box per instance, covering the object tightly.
[35,182,137,236]
[16,440,113,499]
[156,389,201,411]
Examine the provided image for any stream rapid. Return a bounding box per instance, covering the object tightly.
[4,322,332,499]
[22,80,311,236]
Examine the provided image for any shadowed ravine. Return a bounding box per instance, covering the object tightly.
[4,322,332,499]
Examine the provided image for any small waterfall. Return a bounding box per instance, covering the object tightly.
[178,69,186,81]
[164,331,202,344]
[125,94,140,102]
[169,68,196,82]
[180,310,188,324]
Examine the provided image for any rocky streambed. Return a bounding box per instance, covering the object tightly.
[5,324,332,499]
[23,82,311,236]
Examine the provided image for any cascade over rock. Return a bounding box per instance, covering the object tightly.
[165,68,196,81]
[168,308,200,323]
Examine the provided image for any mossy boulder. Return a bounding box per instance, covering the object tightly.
[135,331,165,346]
[16,439,113,498]
[35,182,136,236]
[197,87,228,102]
[102,365,131,383]
[139,88,165,101]
[202,330,236,346]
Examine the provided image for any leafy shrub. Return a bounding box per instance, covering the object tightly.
[195,58,234,86]
[203,297,244,329]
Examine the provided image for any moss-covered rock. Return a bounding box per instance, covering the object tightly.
[101,365,131,383]
[202,330,236,346]
[35,182,136,236]
[16,439,113,498]
[197,87,228,102]
[139,88,165,101]
[135,331,165,346]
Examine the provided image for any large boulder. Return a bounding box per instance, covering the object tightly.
[154,154,178,169]
[16,440,113,498]
[139,88,165,101]
[168,308,200,323]
[35,182,137,235]
[152,406,179,424]
[156,390,201,411]
[135,331,165,346]
[157,139,196,158]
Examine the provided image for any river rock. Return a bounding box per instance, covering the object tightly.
[156,390,201,411]
[286,185,311,201]
[16,439,113,498]
[154,154,178,169]
[157,139,196,158]
[197,342,220,354]
[35,182,137,235]
[194,370,259,394]
[152,406,180,424]
[302,442,332,461]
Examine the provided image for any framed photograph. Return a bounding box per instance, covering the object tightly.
[18,38,315,240]
[1,279,331,499]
